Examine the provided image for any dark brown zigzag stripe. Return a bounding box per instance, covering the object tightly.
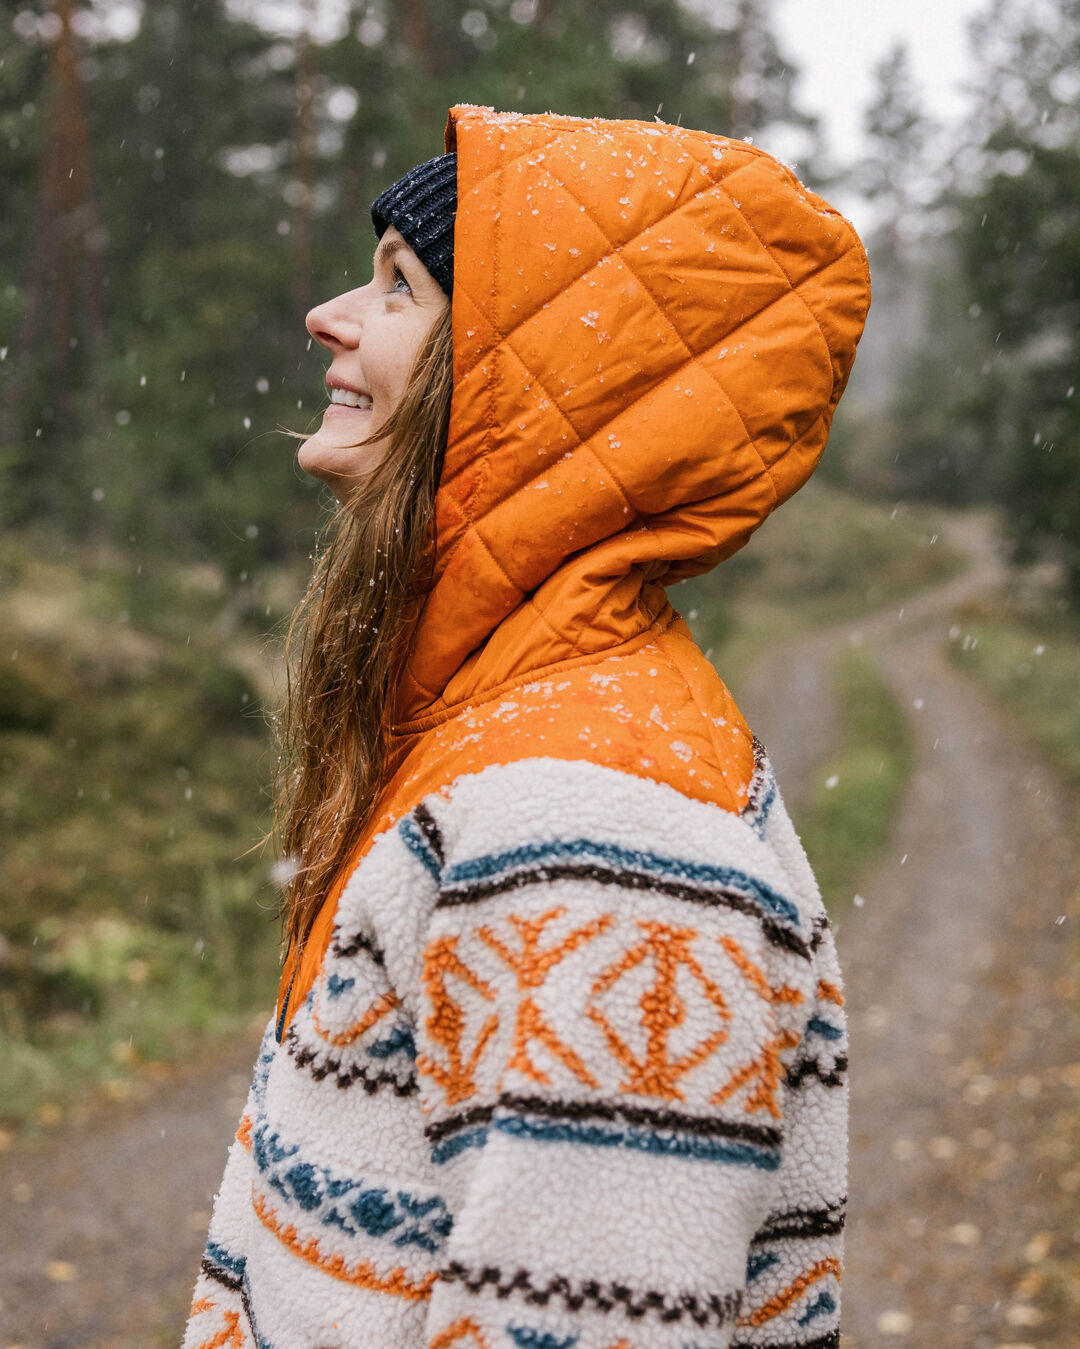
[201,1260,259,1340]
[332,928,387,964]
[438,1262,743,1327]
[425,1100,494,1143]
[785,1055,848,1090]
[732,1331,838,1349]
[425,1093,782,1150]
[809,911,830,953]
[751,1199,846,1243]
[413,801,446,867]
[284,1024,418,1096]
[438,864,811,961]
[201,1257,242,1294]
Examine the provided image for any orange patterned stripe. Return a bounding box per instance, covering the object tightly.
[251,1191,436,1300]
[590,921,733,1100]
[312,990,401,1048]
[430,1318,491,1349]
[235,1113,253,1152]
[194,1309,246,1349]
[190,1296,214,1316]
[737,1256,842,1327]
[817,979,844,1006]
[417,936,498,1106]
[718,934,804,1006]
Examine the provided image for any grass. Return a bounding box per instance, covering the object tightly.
[798,648,912,915]
[0,536,289,1139]
[947,601,1080,789]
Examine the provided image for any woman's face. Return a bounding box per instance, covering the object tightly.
[300,226,448,504]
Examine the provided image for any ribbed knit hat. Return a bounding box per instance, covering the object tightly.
[370,153,457,296]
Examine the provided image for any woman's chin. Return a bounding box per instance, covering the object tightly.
[298,435,386,484]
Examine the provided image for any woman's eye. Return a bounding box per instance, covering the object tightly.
[391,267,411,295]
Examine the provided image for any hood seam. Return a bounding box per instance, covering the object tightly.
[400,137,509,712]
[473,524,587,657]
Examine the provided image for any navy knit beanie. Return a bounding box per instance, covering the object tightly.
[370,153,457,297]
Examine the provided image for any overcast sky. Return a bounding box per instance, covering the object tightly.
[772,0,987,227]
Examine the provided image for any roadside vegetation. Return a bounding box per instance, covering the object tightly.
[678,481,963,688]
[947,597,1080,790]
[798,649,912,916]
[0,537,297,1140]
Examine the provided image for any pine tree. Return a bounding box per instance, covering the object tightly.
[951,0,1080,595]
[858,42,935,277]
[5,0,105,522]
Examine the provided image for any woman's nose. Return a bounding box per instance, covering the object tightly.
[305,290,365,352]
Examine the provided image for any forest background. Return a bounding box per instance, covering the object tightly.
[2,0,1079,1134]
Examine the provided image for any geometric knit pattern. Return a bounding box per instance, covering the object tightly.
[183,754,847,1349]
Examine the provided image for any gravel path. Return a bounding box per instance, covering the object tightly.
[742,514,1080,1347]
[2,517,1077,1348]
[0,1043,259,1349]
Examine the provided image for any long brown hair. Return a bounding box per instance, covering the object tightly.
[275,304,453,949]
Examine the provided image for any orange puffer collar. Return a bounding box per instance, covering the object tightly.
[394,105,870,727]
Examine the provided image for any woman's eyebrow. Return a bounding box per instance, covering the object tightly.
[373,235,409,271]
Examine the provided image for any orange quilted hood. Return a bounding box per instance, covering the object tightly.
[395,106,870,725]
[275,108,869,1029]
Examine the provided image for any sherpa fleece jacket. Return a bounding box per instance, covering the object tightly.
[183,106,870,1349]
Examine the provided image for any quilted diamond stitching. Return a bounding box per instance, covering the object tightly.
[456,175,744,384]
[455,128,794,385]
[453,109,861,385]
[697,154,857,377]
[544,165,779,505]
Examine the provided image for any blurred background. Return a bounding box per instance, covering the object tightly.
[1,1,1078,1346]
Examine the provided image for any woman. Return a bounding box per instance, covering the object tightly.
[184,106,869,1349]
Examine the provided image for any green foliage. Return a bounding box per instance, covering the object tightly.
[948,603,1080,787]
[0,535,282,1133]
[856,42,936,275]
[800,649,911,914]
[885,241,1000,505]
[877,0,1080,601]
[954,135,1080,594]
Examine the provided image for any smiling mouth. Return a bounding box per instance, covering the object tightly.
[328,387,373,409]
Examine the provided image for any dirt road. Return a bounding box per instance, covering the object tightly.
[742,514,1080,1346]
[2,519,1077,1348]
[0,1044,260,1349]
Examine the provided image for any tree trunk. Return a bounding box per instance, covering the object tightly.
[14,0,105,440]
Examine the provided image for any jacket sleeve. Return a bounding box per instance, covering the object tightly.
[402,757,848,1349]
